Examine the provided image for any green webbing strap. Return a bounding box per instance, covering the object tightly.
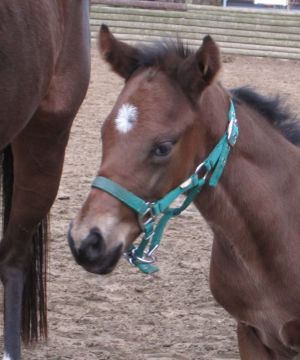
[206,100,238,187]
[148,182,204,253]
[152,174,200,215]
[92,176,149,214]
[91,100,239,274]
[127,177,206,274]
[92,174,206,274]
[206,134,230,187]
[131,260,158,274]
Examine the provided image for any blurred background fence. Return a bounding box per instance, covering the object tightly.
[90,1,300,60]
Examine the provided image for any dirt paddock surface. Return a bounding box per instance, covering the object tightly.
[2,46,300,359]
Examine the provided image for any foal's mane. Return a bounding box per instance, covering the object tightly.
[135,40,300,147]
[232,87,300,146]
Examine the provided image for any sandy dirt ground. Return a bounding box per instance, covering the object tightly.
[2,44,300,360]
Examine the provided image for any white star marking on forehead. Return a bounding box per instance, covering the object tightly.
[115,103,138,134]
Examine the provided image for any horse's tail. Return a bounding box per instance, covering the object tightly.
[1,146,13,232]
[22,217,49,344]
[1,145,48,344]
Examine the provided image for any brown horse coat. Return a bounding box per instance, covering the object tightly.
[69,26,300,359]
[0,1,90,359]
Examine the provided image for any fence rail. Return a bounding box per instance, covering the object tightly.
[90,4,300,60]
[91,0,186,10]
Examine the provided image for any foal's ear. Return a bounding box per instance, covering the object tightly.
[99,24,138,80]
[178,36,221,98]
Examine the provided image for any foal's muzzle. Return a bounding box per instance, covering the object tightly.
[68,226,122,275]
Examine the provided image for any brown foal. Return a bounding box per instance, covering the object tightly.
[69,26,300,359]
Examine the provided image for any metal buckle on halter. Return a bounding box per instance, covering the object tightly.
[138,202,156,231]
[124,243,157,265]
[227,119,238,147]
[195,162,210,181]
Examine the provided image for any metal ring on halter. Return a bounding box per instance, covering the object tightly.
[124,246,139,264]
[131,246,156,264]
[123,248,135,264]
[147,244,159,257]
[138,203,155,230]
[195,162,209,180]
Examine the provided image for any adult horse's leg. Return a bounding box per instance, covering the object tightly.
[1,147,48,349]
[0,2,90,357]
[0,108,78,359]
[238,322,274,360]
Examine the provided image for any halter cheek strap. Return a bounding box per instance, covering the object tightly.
[92,100,239,274]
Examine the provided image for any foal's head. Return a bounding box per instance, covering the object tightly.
[69,25,224,274]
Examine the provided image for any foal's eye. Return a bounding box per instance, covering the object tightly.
[152,142,174,157]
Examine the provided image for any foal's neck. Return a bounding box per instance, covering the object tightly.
[194,84,300,261]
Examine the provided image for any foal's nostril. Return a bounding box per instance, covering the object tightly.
[79,228,105,264]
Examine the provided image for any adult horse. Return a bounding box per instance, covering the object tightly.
[69,26,300,359]
[0,1,90,359]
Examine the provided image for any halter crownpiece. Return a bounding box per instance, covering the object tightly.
[92,100,239,274]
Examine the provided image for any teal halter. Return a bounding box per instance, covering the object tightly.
[92,100,239,274]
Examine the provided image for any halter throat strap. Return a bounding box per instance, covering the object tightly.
[91,100,239,274]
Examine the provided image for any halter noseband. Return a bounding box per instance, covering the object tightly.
[92,100,239,274]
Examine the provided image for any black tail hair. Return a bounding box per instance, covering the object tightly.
[1,145,48,344]
[1,146,13,233]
